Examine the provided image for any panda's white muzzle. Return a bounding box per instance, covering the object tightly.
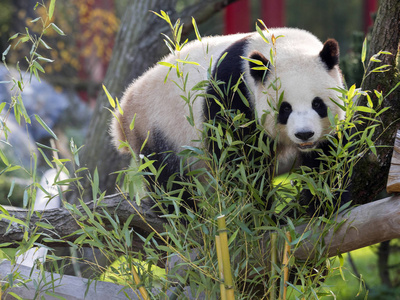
[288,111,322,151]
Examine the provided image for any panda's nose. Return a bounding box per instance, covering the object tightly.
[295,131,314,141]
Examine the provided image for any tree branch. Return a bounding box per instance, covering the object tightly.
[0,194,165,249]
[293,196,400,260]
[2,194,400,261]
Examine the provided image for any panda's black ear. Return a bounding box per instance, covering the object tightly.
[319,39,340,70]
[248,51,270,82]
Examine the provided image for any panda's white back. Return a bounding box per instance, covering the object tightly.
[112,31,249,153]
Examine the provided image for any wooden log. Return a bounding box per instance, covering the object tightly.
[387,130,400,193]
[3,193,400,262]
[293,196,400,260]
[0,194,165,249]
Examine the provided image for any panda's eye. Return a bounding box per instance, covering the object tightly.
[281,102,292,113]
[312,101,320,109]
[312,97,328,118]
[278,102,292,125]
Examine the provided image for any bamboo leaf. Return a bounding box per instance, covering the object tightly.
[371,64,391,72]
[38,148,54,168]
[2,45,11,61]
[103,84,115,108]
[7,180,15,198]
[361,38,367,63]
[34,114,58,140]
[36,222,54,230]
[192,17,202,42]
[137,160,156,172]
[0,148,9,166]
[33,60,45,73]
[0,214,28,228]
[31,17,41,24]
[40,39,52,50]
[116,97,123,115]
[92,167,99,200]
[37,56,54,63]
[241,56,265,66]
[50,23,65,36]
[158,61,176,69]
[355,106,376,114]
[49,0,56,19]
[9,33,20,41]
[0,102,6,115]
[175,59,200,66]
[129,113,136,131]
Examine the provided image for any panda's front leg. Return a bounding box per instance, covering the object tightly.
[299,139,352,216]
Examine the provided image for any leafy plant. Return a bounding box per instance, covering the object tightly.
[108,12,399,299]
[0,4,397,300]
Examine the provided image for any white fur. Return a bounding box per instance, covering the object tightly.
[111,28,344,172]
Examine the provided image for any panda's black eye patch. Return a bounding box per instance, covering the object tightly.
[278,101,292,124]
[312,97,327,118]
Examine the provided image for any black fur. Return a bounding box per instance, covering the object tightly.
[319,39,339,70]
[312,97,328,118]
[204,36,258,160]
[277,102,292,125]
[143,129,195,214]
[204,36,254,121]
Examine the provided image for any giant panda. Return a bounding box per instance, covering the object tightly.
[110,28,350,216]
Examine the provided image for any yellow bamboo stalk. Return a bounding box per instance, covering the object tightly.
[215,235,227,299]
[131,264,150,300]
[217,215,234,300]
[280,231,292,300]
[270,232,278,300]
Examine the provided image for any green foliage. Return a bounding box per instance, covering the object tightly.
[0,5,398,300]
[107,14,393,299]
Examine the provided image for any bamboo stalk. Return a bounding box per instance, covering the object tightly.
[216,235,227,299]
[217,215,234,300]
[131,264,150,300]
[280,231,292,300]
[270,232,278,300]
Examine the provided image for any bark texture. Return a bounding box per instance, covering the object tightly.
[293,196,400,260]
[1,194,164,250]
[3,194,400,262]
[352,0,400,205]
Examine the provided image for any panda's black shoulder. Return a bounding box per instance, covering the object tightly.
[212,36,250,81]
[205,36,253,121]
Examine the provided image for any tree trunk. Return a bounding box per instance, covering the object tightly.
[378,240,392,288]
[72,0,239,203]
[351,0,400,205]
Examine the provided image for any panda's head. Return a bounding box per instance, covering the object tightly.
[248,35,344,152]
